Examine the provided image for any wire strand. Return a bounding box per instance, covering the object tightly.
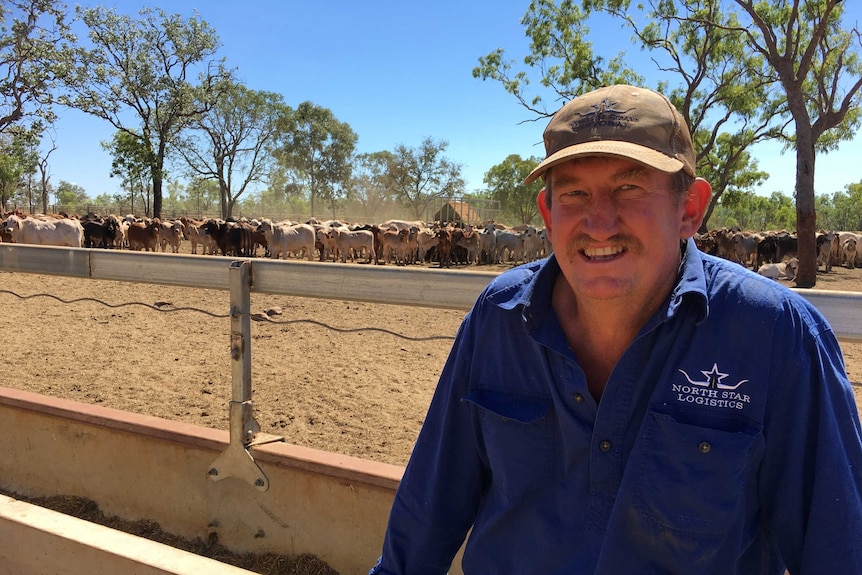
[0,289,455,342]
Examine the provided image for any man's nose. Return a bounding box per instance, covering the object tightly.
[581,193,620,238]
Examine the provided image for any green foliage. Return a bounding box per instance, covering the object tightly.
[183,177,220,217]
[176,80,290,218]
[54,179,86,206]
[382,136,464,221]
[102,129,155,216]
[0,152,22,210]
[0,0,75,133]
[274,101,357,218]
[827,181,862,231]
[483,154,544,225]
[63,5,231,218]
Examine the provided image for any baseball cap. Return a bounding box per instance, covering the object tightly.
[524,84,696,185]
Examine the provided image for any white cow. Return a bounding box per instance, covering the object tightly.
[757,258,799,281]
[258,220,316,261]
[478,223,497,264]
[494,228,525,264]
[2,214,84,247]
[329,227,376,264]
[521,225,544,263]
[842,237,858,269]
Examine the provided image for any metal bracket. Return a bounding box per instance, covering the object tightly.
[208,261,284,491]
[208,401,283,491]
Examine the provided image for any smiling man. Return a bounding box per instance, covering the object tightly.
[369,85,862,574]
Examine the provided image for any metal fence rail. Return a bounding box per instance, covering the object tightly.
[1,243,859,340]
[0,244,497,309]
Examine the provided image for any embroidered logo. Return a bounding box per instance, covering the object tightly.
[570,97,637,134]
[673,363,751,410]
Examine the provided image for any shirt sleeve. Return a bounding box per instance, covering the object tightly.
[371,309,487,575]
[760,319,862,572]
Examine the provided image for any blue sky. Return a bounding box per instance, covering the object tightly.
[48,0,862,201]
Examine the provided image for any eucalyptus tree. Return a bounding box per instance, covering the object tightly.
[0,0,75,133]
[712,0,862,286]
[384,136,464,221]
[474,0,861,287]
[7,123,40,210]
[185,177,220,217]
[34,124,57,213]
[348,150,397,221]
[483,154,544,225]
[175,80,290,218]
[473,0,776,233]
[0,148,22,211]
[54,179,86,207]
[102,130,155,216]
[62,6,231,219]
[274,101,357,218]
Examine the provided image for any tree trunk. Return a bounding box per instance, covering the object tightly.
[794,128,817,288]
[152,169,163,219]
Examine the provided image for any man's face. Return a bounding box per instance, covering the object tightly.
[538,156,705,307]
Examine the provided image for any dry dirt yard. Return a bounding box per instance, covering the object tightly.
[1,249,861,574]
[1,257,859,466]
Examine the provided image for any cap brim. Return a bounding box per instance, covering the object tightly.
[524,141,685,185]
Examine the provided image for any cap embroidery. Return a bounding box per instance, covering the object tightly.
[570,97,637,135]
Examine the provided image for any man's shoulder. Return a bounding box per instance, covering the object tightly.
[482,258,549,306]
[699,253,828,331]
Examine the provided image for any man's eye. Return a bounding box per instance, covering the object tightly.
[560,190,585,198]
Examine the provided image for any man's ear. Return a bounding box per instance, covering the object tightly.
[537,188,551,235]
[680,178,712,238]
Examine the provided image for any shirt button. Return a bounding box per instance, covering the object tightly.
[573,393,585,403]
[599,440,612,452]
[699,441,711,454]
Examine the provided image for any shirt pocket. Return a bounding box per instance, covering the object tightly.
[633,411,762,537]
[463,390,555,500]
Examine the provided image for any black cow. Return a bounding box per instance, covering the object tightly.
[201,219,254,257]
[83,218,118,248]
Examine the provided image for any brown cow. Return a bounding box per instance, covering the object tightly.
[126,220,160,251]
[435,228,453,268]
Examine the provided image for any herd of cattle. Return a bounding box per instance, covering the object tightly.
[0,211,550,267]
[1,211,861,279]
[693,227,862,280]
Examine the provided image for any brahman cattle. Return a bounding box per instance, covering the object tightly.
[82,217,119,248]
[380,228,411,265]
[257,220,316,260]
[158,219,186,253]
[2,214,84,247]
[843,237,858,269]
[757,258,799,281]
[126,220,161,251]
[328,227,376,264]
[201,219,254,257]
[435,228,453,268]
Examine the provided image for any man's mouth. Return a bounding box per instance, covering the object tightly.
[582,246,627,261]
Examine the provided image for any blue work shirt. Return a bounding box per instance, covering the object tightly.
[371,238,862,574]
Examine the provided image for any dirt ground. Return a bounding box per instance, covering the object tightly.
[1,247,861,574]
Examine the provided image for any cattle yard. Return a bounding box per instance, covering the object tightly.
[0,242,861,574]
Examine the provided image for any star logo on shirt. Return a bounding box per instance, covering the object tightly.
[679,363,749,390]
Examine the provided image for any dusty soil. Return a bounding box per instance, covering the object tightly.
[1,248,861,574]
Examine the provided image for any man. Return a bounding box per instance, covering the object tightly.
[369,85,862,574]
